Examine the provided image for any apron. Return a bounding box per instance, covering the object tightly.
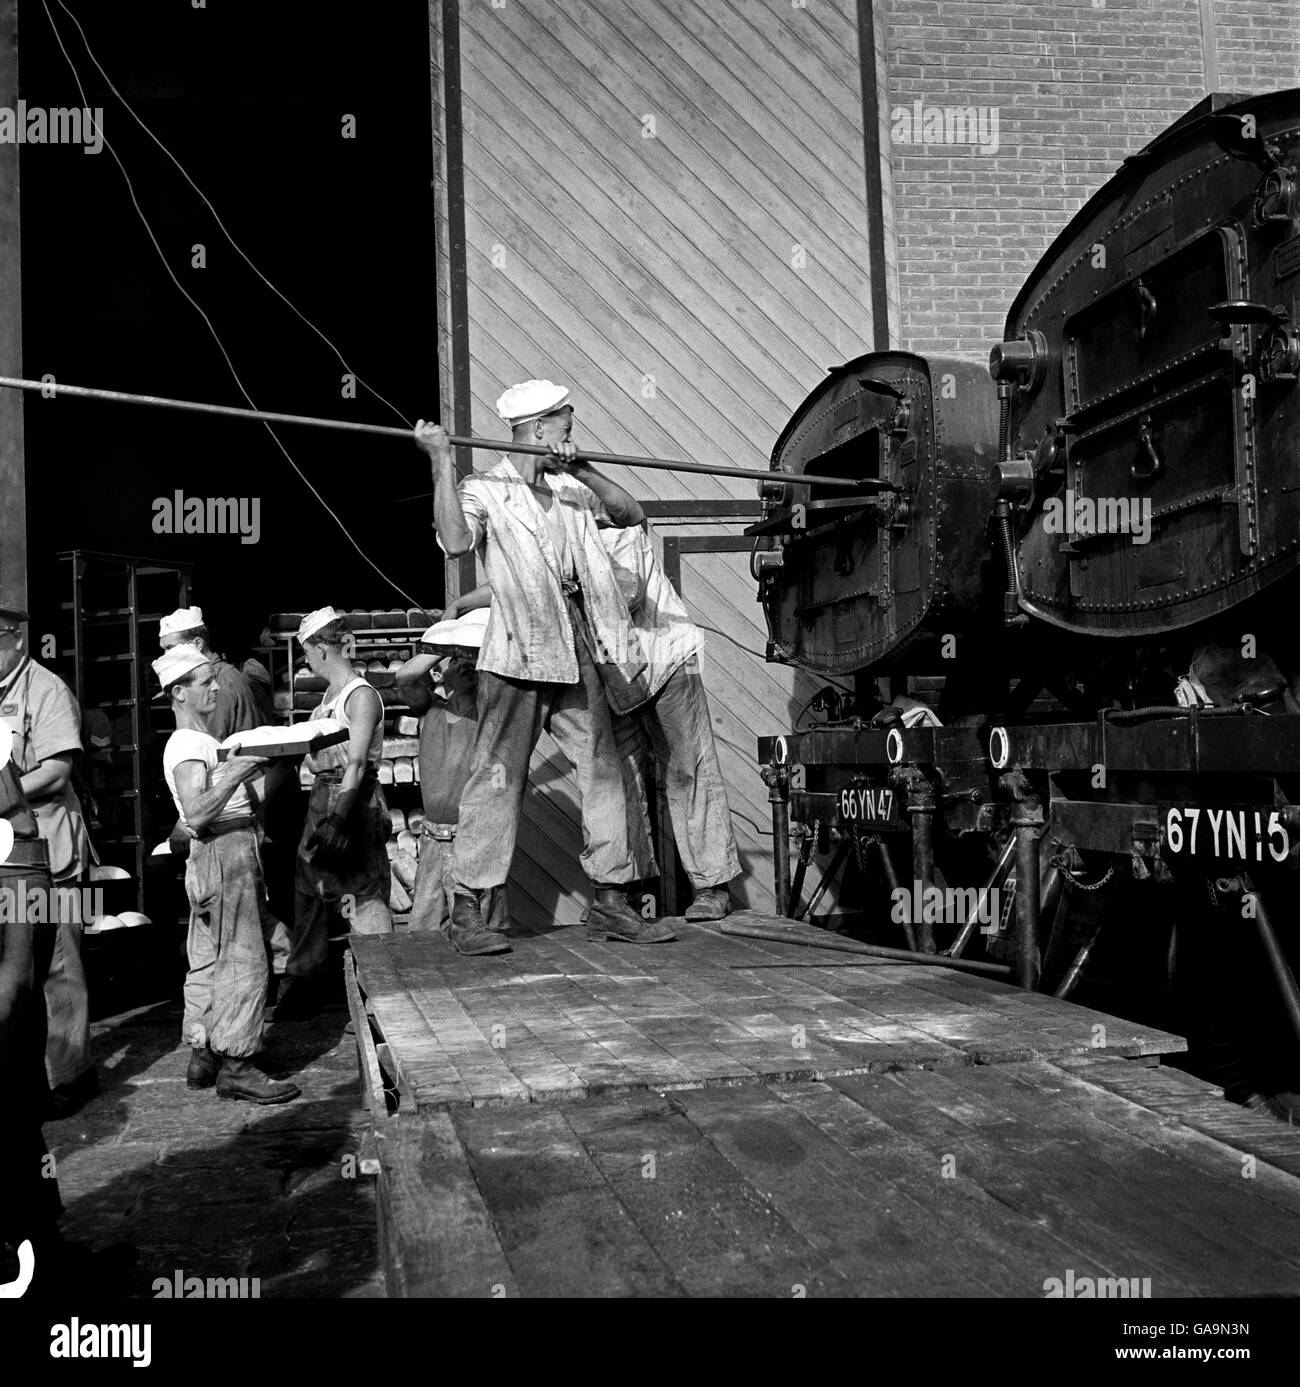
[531,483,651,716]
[295,677,390,903]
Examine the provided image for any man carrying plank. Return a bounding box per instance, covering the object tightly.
[416,379,674,947]
[160,604,298,974]
[156,644,300,1103]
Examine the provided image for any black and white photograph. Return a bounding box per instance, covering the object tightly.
[1,0,1299,1358]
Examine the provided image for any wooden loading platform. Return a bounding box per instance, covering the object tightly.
[346,913,1300,1298]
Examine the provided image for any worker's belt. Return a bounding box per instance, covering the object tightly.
[0,836,50,868]
[198,816,258,841]
[311,767,379,786]
[422,821,456,842]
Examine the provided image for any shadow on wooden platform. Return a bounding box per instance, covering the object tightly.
[349,913,1300,1298]
[369,1058,1300,1298]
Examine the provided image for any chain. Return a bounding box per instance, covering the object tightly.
[1054,861,1115,892]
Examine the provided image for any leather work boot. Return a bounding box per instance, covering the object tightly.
[587,887,677,943]
[449,891,511,955]
[685,886,732,922]
[186,1045,221,1089]
[216,1056,301,1105]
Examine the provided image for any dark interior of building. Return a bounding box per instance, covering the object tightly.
[19,0,441,657]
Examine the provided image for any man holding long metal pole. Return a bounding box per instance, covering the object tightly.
[416,380,675,952]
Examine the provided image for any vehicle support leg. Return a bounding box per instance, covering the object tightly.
[1013,808,1044,990]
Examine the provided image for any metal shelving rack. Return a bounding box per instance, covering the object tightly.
[273,616,434,922]
[57,550,192,914]
[282,626,426,726]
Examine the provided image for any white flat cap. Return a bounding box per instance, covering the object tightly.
[495,379,570,426]
[159,606,205,639]
[297,607,344,642]
[153,643,209,688]
[421,607,490,649]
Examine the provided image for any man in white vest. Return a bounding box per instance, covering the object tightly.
[157,643,299,1103]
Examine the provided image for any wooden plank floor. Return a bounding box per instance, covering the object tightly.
[372,1058,1300,1297]
[350,911,1186,1111]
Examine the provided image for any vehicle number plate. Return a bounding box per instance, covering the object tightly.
[1161,805,1291,863]
[838,786,898,825]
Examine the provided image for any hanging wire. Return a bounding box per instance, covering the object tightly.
[49,0,414,431]
[40,0,424,608]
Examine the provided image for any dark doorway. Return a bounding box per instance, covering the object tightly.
[19,0,441,654]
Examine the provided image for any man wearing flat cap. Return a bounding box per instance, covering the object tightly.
[157,643,299,1103]
[0,603,97,1118]
[415,380,675,949]
[278,608,393,1012]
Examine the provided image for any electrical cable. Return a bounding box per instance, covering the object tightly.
[691,621,853,694]
[51,0,413,430]
[40,0,424,608]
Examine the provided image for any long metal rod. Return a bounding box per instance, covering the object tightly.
[721,920,1013,977]
[1244,876,1300,1049]
[793,840,849,923]
[788,839,812,923]
[869,835,916,952]
[0,374,876,491]
[1014,813,1042,990]
[909,796,937,954]
[770,780,792,917]
[947,833,1016,960]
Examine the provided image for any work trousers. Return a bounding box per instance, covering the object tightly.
[409,826,508,934]
[182,828,271,1058]
[289,772,393,979]
[43,882,92,1088]
[617,661,741,890]
[0,866,63,1250]
[454,636,639,892]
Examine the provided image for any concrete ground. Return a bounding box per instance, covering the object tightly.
[46,983,384,1300]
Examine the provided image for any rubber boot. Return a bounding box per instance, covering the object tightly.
[186,1045,221,1089]
[216,1056,301,1104]
[684,886,732,922]
[449,891,511,956]
[587,887,677,943]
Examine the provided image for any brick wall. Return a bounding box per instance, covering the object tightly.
[1214,0,1300,92]
[881,0,1300,360]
